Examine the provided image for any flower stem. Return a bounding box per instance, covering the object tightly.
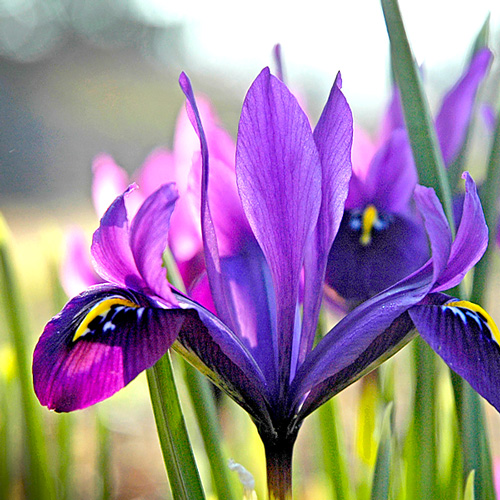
[264,438,295,500]
[147,353,205,500]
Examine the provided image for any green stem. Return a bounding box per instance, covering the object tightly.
[406,337,437,499]
[182,363,237,499]
[0,214,56,500]
[164,247,236,499]
[147,353,205,500]
[97,413,113,500]
[318,397,351,500]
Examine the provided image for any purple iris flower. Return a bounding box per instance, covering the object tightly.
[33,67,498,494]
[326,48,492,305]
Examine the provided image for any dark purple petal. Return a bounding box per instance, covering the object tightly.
[130,183,178,303]
[435,48,492,166]
[298,75,353,364]
[91,186,141,289]
[33,285,186,412]
[410,293,500,412]
[179,72,235,330]
[433,172,488,292]
[295,311,417,419]
[172,293,273,428]
[236,67,321,387]
[365,129,417,214]
[326,210,428,302]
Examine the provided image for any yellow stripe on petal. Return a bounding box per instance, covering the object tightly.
[445,300,500,346]
[360,204,378,246]
[73,297,139,342]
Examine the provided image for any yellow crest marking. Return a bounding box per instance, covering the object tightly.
[73,297,139,342]
[360,204,378,246]
[446,300,500,345]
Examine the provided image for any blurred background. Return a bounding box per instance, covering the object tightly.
[1,0,500,498]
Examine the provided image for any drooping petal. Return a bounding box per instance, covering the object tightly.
[365,128,417,214]
[91,185,141,289]
[236,67,322,387]
[410,293,500,412]
[61,227,102,297]
[435,48,492,166]
[291,183,454,407]
[172,292,273,429]
[129,183,179,303]
[326,211,428,302]
[33,285,186,412]
[433,172,488,292]
[299,74,352,364]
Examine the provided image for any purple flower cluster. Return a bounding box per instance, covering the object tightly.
[33,58,499,450]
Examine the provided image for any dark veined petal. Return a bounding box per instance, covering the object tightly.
[326,210,428,302]
[129,183,178,303]
[91,185,141,289]
[33,285,187,412]
[435,48,492,166]
[410,293,500,412]
[236,67,322,388]
[298,73,352,365]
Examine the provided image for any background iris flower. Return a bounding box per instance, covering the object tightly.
[326,47,492,306]
[33,65,498,498]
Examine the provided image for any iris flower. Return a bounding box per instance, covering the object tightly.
[34,67,499,498]
[326,48,492,305]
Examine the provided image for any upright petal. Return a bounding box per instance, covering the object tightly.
[236,67,322,390]
[433,172,488,292]
[365,128,417,214]
[435,48,492,166]
[91,186,141,289]
[33,285,186,412]
[298,74,353,364]
[129,183,179,303]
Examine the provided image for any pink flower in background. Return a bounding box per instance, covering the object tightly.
[61,96,250,307]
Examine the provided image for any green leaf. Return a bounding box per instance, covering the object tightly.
[464,470,476,500]
[0,214,56,500]
[380,0,455,233]
[370,403,393,500]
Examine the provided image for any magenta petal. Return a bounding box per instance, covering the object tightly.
[92,154,130,218]
[410,293,500,412]
[130,183,179,303]
[61,227,102,297]
[433,172,488,292]
[179,72,235,331]
[435,48,492,166]
[91,186,141,288]
[236,67,322,385]
[33,285,185,412]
